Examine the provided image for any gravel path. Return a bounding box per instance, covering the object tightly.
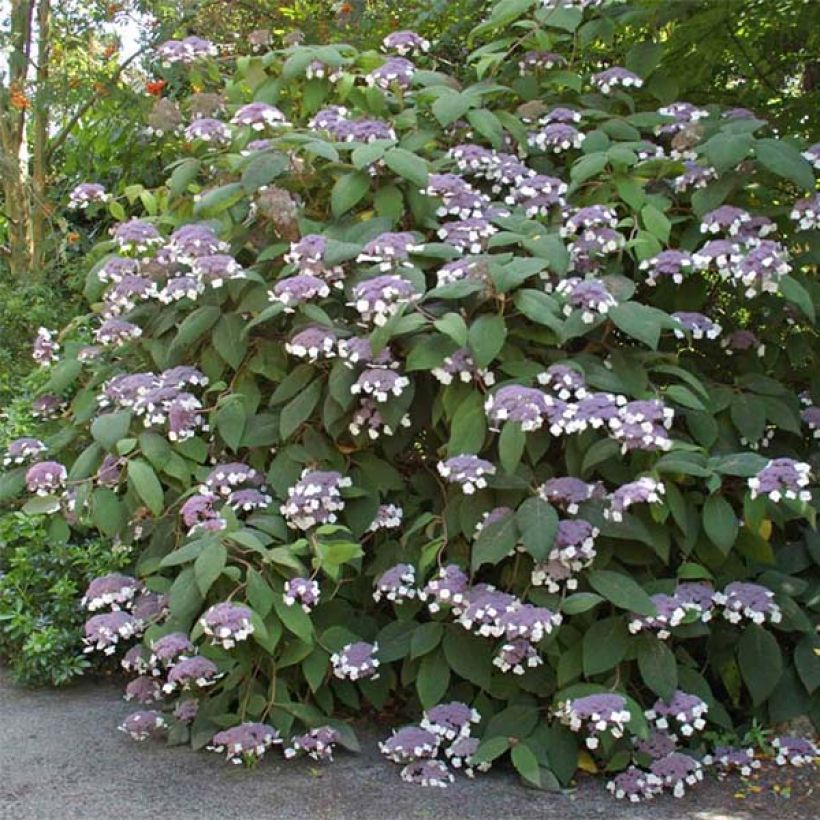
[1,668,817,820]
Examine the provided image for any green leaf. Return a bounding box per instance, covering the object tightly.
[431,90,473,127]
[469,314,507,367]
[513,289,563,334]
[472,736,511,764]
[582,616,630,676]
[246,569,275,618]
[331,171,370,217]
[511,745,541,788]
[169,306,221,359]
[705,132,754,173]
[384,147,429,187]
[571,153,608,184]
[91,488,125,536]
[637,636,678,699]
[738,624,783,705]
[562,593,605,615]
[442,627,492,689]
[609,302,669,350]
[241,151,288,192]
[416,649,451,708]
[755,138,815,191]
[498,422,526,473]
[410,622,444,659]
[641,204,671,243]
[272,588,315,644]
[192,182,244,217]
[702,494,738,554]
[194,541,227,595]
[215,399,247,452]
[127,459,164,515]
[587,570,657,617]
[794,635,820,694]
[91,411,132,450]
[448,391,487,456]
[213,314,248,370]
[280,378,322,439]
[625,41,662,78]
[516,497,558,561]
[434,312,468,346]
[472,512,518,571]
[779,275,815,322]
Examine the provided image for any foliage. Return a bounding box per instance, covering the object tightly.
[0,511,129,686]
[2,0,819,792]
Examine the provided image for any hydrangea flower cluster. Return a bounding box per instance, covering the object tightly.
[331,641,380,681]
[591,66,643,94]
[199,602,254,649]
[283,577,321,612]
[69,182,109,209]
[713,581,782,625]
[285,727,340,761]
[748,458,812,503]
[281,469,352,530]
[605,477,665,521]
[373,563,416,602]
[702,746,761,778]
[772,735,818,767]
[32,327,59,366]
[208,723,281,765]
[437,455,496,494]
[644,691,708,738]
[3,436,46,466]
[120,710,168,741]
[649,753,704,798]
[556,693,632,749]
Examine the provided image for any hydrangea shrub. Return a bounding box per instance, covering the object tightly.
[2,0,819,794]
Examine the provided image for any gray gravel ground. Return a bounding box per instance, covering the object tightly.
[1,668,817,820]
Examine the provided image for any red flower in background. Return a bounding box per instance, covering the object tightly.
[146,79,166,97]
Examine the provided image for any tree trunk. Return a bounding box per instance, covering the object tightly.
[30,0,52,278]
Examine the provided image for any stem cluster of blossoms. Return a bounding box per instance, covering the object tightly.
[380,701,487,787]
[5,0,819,805]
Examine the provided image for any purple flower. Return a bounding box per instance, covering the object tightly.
[159,276,204,303]
[200,602,254,649]
[528,123,585,153]
[281,469,352,530]
[122,645,150,675]
[634,730,678,760]
[308,105,350,133]
[518,50,565,74]
[69,182,108,209]
[231,102,289,131]
[505,174,567,217]
[493,639,542,675]
[673,582,715,621]
[163,655,221,693]
[474,506,513,538]
[285,727,340,761]
[103,275,158,315]
[379,726,439,762]
[420,702,480,741]
[202,462,260,496]
[772,735,818,767]
[209,723,281,765]
[3,437,46,466]
[149,632,194,668]
[349,398,410,439]
[802,406,820,439]
[31,393,65,419]
[185,117,231,144]
[95,318,142,346]
[338,336,396,368]
[286,326,338,361]
[228,488,272,512]
[367,57,416,90]
[498,603,562,643]
[722,329,765,357]
[268,274,330,310]
[424,174,489,219]
[83,611,140,654]
[748,458,812,503]
[331,641,380,681]
[373,563,416,603]
[125,676,163,704]
[305,60,343,82]
[537,364,587,400]
[180,493,220,533]
[82,573,141,611]
[457,586,518,636]
[283,577,321,612]
[99,256,140,283]
[606,477,665,521]
[713,581,782,625]
[157,36,216,65]
[382,30,430,56]
[703,746,760,778]
[436,258,480,287]
[168,224,228,261]
[449,143,496,173]
[25,460,67,496]
[368,503,403,532]
[639,250,694,286]
[555,277,617,323]
[790,193,820,231]
[734,241,790,297]
[700,205,751,236]
[609,399,674,453]
[673,161,717,192]
[350,275,419,326]
[192,254,245,287]
[692,239,742,272]
[352,368,410,403]
[437,218,497,253]
[801,143,820,169]
[174,699,200,724]
[132,591,169,624]
[628,593,686,640]
[650,753,703,798]
[119,710,167,741]
[591,66,643,94]
[32,327,59,366]
[556,693,631,749]
[485,385,556,432]
[437,455,495,494]
[645,691,708,737]
[418,565,469,613]
[607,766,662,802]
[538,476,600,514]
[400,759,454,787]
[112,220,163,254]
[432,348,494,386]
[358,232,423,270]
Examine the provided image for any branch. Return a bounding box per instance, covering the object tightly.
[726,24,780,95]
